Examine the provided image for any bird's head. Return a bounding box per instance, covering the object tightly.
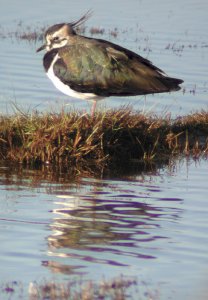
[36,10,92,52]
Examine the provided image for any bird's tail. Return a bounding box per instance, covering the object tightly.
[161,76,183,91]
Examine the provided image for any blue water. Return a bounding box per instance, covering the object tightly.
[0,1,208,299]
[0,0,208,116]
[0,159,208,299]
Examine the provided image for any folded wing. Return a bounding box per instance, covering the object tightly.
[53,37,183,97]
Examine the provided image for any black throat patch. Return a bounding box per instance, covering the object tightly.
[43,49,59,72]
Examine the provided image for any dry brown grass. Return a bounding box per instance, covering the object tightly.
[0,108,207,172]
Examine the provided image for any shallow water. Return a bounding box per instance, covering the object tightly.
[0,1,208,299]
[0,159,208,299]
[0,0,208,116]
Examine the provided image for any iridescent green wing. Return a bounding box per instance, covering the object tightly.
[53,37,180,96]
[53,38,138,96]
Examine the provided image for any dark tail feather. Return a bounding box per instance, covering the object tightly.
[162,76,184,91]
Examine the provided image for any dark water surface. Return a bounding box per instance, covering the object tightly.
[0,0,208,299]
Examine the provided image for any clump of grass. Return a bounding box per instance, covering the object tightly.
[167,111,208,156]
[14,29,43,42]
[1,22,46,42]
[1,276,139,300]
[109,28,119,38]
[0,108,207,170]
[90,27,105,35]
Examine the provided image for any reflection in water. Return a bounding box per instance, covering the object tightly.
[0,158,208,300]
[0,161,182,277]
[47,178,183,275]
[0,161,183,276]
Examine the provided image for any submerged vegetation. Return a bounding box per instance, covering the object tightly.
[1,21,208,53]
[0,276,141,300]
[0,108,207,173]
[0,22,119,42]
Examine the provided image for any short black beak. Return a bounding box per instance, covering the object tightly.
[36,44,46,52]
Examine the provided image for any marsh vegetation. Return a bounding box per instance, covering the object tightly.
[0,108,207,173]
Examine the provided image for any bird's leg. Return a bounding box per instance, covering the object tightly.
[91,100,97,117]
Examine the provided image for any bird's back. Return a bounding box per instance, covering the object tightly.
[50,34,183,97]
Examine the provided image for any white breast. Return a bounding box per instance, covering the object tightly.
[46,53,103,101]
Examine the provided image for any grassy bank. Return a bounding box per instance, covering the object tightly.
[0,108,207,171]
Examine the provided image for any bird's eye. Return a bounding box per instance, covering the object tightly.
[53,36,59,42]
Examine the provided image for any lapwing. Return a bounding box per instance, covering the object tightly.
[37,11,183,116]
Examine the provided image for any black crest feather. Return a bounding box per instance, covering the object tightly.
[69,10,93,28]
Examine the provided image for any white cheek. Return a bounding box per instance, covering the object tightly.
[56,39,69,48]
[47,40,68,49]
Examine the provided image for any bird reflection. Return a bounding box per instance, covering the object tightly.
[45,186,182,275]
